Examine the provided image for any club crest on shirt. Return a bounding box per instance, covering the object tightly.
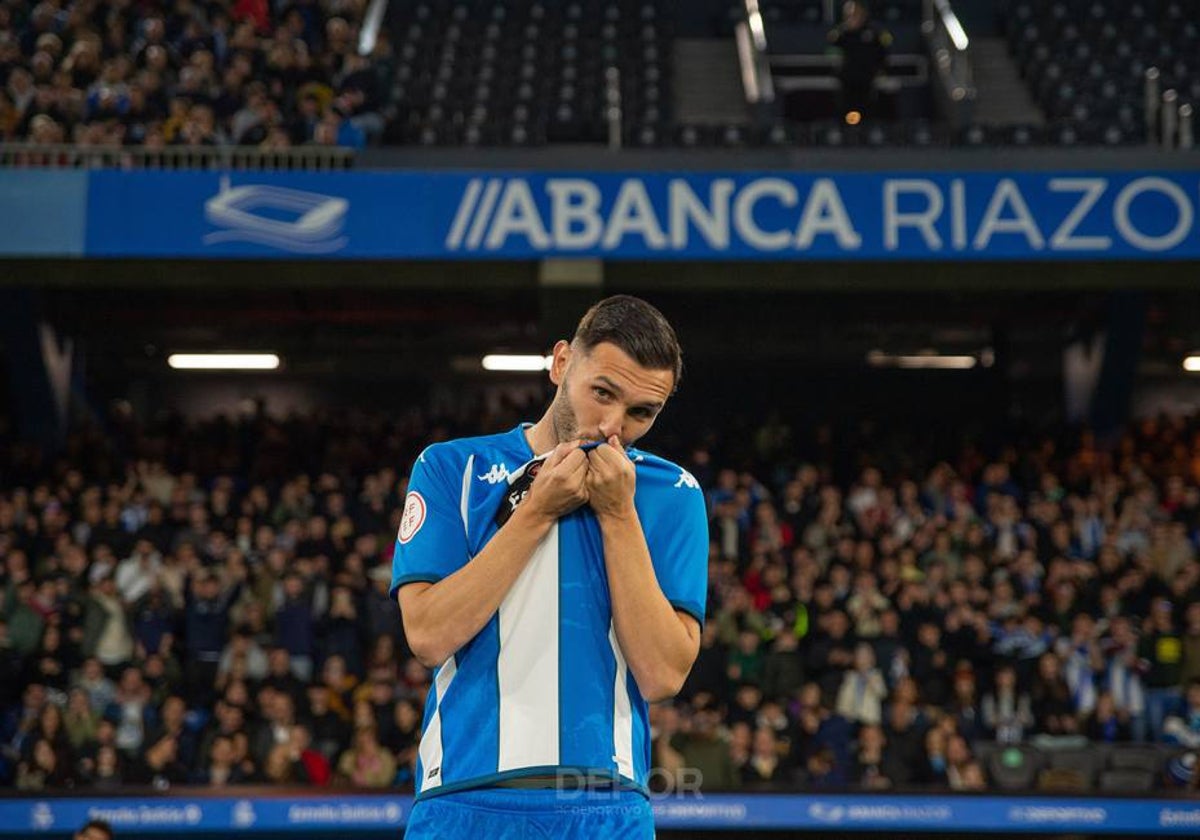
[494,457,544,528]
[398,491,427,544]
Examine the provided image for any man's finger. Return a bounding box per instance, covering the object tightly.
[560,453,590,483]
[545,439,582,469]
[587,443,621,467]
[560,448,588,472]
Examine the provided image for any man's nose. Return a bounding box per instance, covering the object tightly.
[598,410,623,441]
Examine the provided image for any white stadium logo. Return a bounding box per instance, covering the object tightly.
[31,803,54,830]
[233,800,257,828]
[204,175,348,253]
[807,803,846,824]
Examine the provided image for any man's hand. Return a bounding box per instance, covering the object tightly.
[525,440,590,522]
[586,435,636,519]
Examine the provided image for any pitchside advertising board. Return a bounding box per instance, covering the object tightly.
[2,794,1200,833]
[4,170,1200,259]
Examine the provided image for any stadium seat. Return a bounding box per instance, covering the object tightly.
[1042,748,1102,790]
[1099,768,1156,792]
[1002,0,1200,144]
[988,746,1043,791]
[1108,746,1166,775]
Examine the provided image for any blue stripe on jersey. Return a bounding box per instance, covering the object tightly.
[557,512,615,770]
[438,614,500,790]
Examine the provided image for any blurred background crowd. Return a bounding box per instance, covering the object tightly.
[0,0,388,148]
[3,403,1200,793]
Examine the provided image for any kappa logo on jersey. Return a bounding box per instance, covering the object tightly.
[477,463,510,484]
[398,491,427,544]
[674,469,701,490]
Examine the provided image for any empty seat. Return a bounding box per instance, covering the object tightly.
[1108,746,1166,774]
[1040,748,1102,790]
[988,746,1043,791]
[1099,767,1156,792]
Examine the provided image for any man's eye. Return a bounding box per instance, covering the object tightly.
[594,388,611,400]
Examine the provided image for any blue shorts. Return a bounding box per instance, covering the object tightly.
[404,787,654,839]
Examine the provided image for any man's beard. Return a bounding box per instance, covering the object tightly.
[550,379,580,444]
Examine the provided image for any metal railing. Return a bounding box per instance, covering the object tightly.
[922,0,975,128]
[1145,68,1196,150]
[357,0,388,56]
[0,144,356,170]
[736,0,776,105]
[605,66,623,150]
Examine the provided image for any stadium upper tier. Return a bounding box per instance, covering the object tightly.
[1004,0,1200,147]
[0,0,1197,150]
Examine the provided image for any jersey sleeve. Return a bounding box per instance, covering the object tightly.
[390,446,471,597]
[642,469,710,627]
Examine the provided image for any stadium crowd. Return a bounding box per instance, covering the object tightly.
[0,0,389,148]
[2,404,1200,792]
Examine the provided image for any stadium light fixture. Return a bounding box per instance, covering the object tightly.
[1183,355,1200,372]
[867,350,978,370]
[481,354,553,372]
[945,14,970,51]
[167,353,281,371]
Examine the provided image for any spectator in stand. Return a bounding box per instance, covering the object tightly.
[1141,598,1185,740]
[288,724,332,785]
[335,724,394,788]
[826,1,891,121]
[835,642,887,725]
[129,732,189,787]
[1101,615,1148,741]
[1163,679,1200,748]
[1183,602,1200,687]
[675,698,738,790]
[1085,691,1133,743]
[981,663,1034,743]
[1031,651,1081,736]
[852,723,893,789]
[275,573,316,681]
[789,682,851,784]
[192,733,246,786]
[740,727,786,787]
[185,570,240,710]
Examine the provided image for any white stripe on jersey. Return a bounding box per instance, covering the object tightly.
[609,622,634,779]
[497,523,560,770]
[418,657,458,794]
[460,454,474,530]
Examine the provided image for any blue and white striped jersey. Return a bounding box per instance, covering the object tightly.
[390,423,709,801]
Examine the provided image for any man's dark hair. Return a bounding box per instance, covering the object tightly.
[571,295,683,391]
[75,819,114,840]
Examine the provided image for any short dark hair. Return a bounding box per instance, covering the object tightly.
[571,295,682,391]
[76,820,114,840]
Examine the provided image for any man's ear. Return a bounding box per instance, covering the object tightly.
[548,340,572,386]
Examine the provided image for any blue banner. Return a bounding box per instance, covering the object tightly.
[75,169,1200,260]
[0,171,87,256]
[3,793,1200,834]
